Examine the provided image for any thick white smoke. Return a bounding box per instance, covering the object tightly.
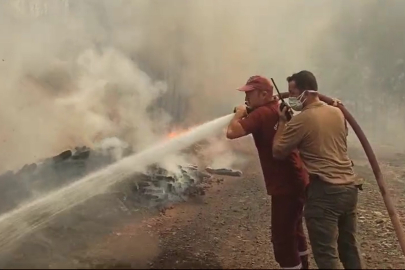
[0,0,170,171]
[0,0,344,172]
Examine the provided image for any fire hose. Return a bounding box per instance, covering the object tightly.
[276,91,405,257]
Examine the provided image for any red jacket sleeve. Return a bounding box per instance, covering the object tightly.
[239,106,278,135]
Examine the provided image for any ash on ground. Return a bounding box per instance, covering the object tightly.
[0,138,243,269]
[0,138,242,216]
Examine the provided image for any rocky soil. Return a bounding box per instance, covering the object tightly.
[137,146,405,269]
[1,142,405,269]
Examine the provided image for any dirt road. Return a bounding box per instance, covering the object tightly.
[2,144,405,269]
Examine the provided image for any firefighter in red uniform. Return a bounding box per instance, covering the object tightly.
[226,75,309,269]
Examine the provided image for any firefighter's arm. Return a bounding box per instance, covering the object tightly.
[227,105,249,139]
[227,107,264,139]
[273,117,306,160]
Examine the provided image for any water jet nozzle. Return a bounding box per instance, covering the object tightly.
[233,102,253,114]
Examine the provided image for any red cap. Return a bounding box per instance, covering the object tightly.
[237,75,273,94]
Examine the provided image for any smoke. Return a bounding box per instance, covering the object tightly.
[198,136,250,170]
[0,0,353,173]
[139,0,343,124]
[0,0,168,172]
[94,137,130,161]
[312,1,405,148]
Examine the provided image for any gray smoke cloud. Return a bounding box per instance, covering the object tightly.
[0,0,169,171]
[3,0,400,173]
[311,0,405,148]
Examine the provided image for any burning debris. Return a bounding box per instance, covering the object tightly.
[0,139,242,216]
[118,164,212,208]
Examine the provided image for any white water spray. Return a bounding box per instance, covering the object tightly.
[0,114,233,251]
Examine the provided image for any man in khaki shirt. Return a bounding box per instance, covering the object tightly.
[272,70,363,269]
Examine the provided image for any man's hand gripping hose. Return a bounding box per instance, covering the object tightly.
[277,92,405,258]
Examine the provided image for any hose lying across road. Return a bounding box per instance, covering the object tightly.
[277,92,405,258]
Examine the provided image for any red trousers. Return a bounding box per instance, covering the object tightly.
[271,194,309,269]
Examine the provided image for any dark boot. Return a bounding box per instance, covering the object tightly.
[300,255,309,269]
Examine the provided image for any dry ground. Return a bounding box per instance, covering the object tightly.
[1,143,405,269]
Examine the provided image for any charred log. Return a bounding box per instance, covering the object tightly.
[205,167,242,177]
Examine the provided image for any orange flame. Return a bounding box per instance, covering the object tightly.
[167,131,181,138]
[166,126,195,139]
